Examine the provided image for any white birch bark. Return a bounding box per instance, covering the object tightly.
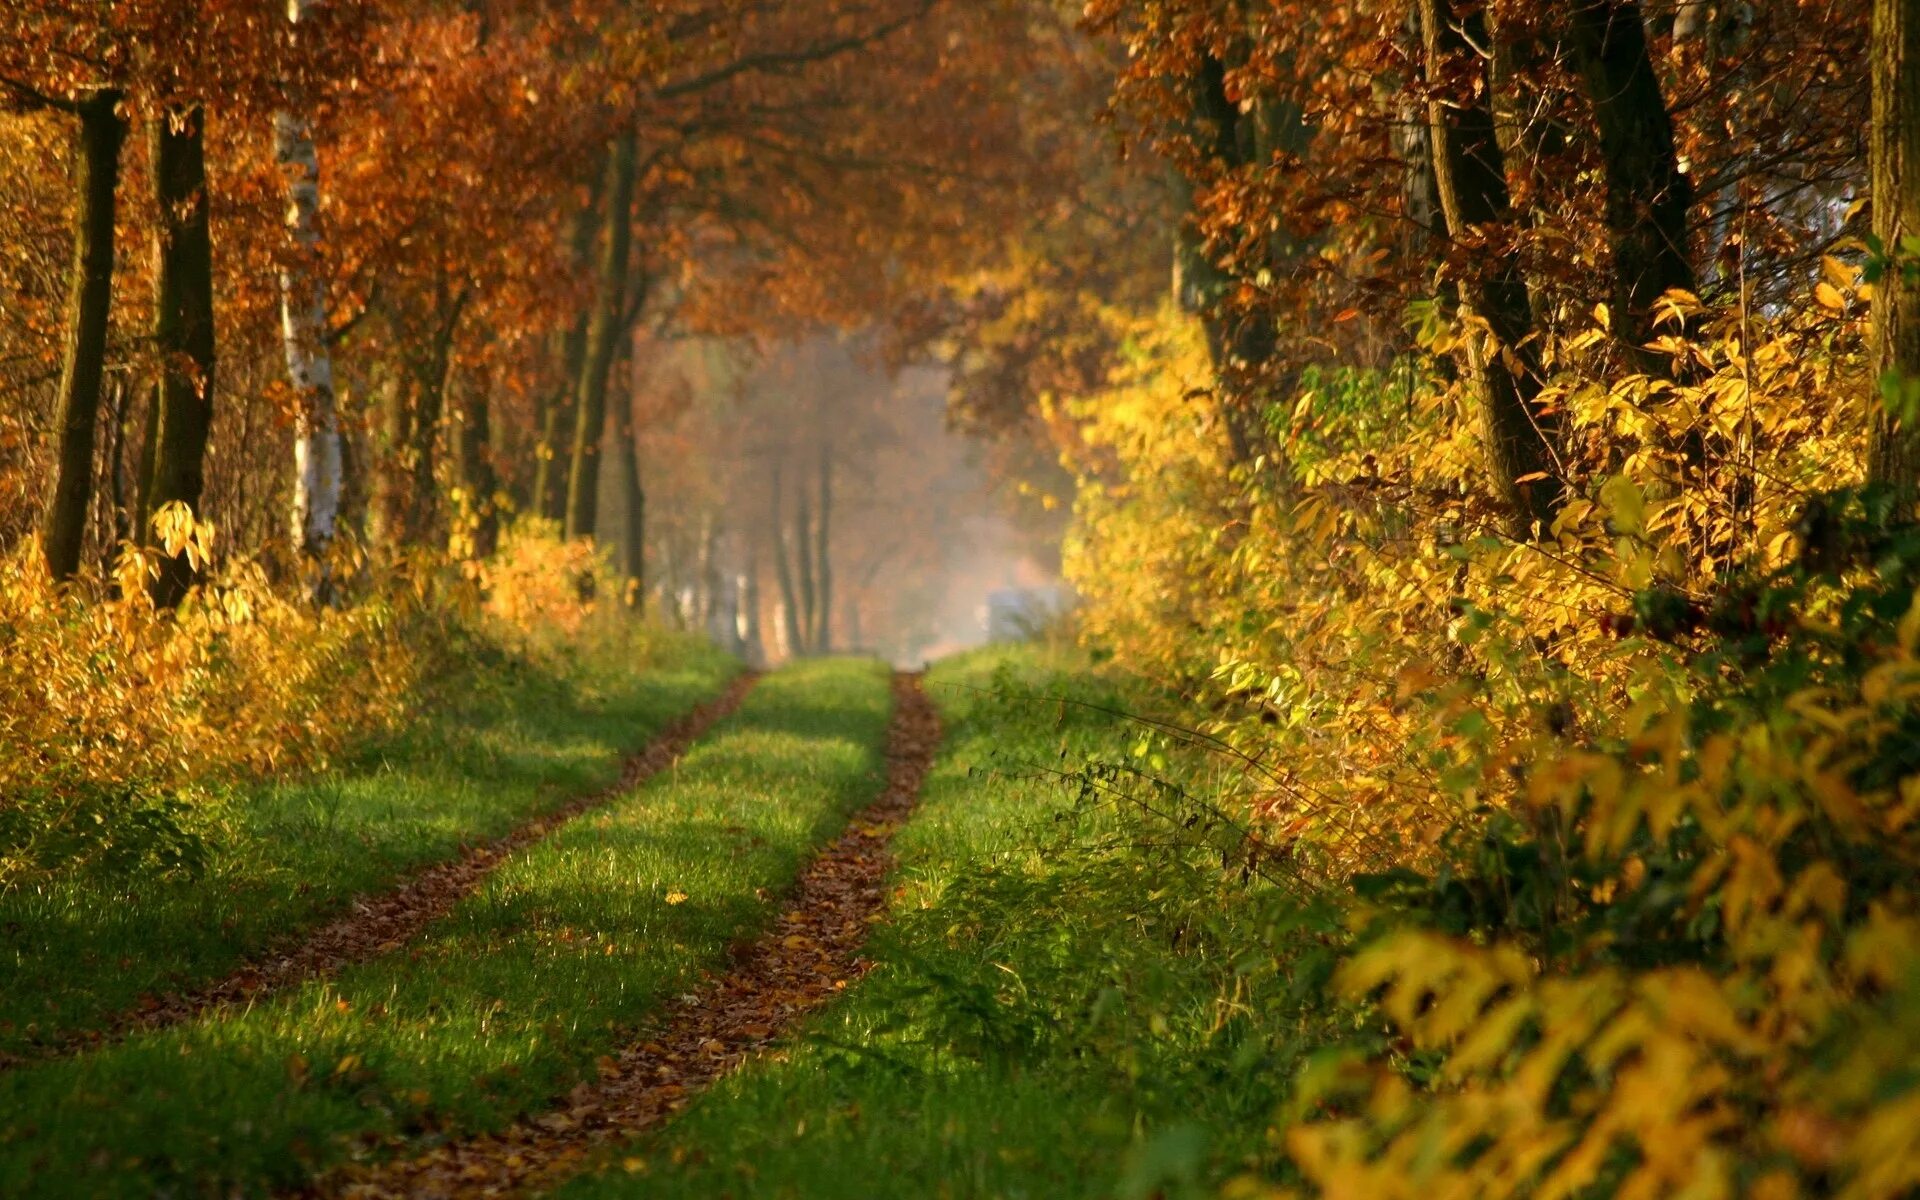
[276,0,342,577]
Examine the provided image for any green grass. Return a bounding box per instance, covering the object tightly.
[0,657,895,1199]
[555,646,1339,1200]
[0,627,734,1062]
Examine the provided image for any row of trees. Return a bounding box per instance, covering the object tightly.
[935,0,1914,564]
[0,0,1056,614]
[634,335,1024,665]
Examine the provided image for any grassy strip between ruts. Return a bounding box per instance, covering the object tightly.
[554,645,1339,1200]
[0,656,895,1199]
[0,627,734,1063]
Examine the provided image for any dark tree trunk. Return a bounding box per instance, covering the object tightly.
[608,399,645,605]
[105,375,132,549]
[146,106,219,607]
[1566,0,1696,358]
[535,193,599,522]
[565,130,637,542]
[1396,7,1446,255]
[44,89,126,582]
[130,380,157,542]
[535,320,584,521]
[1418,0,1561,535]
[339,396,371,548]
[377,374,412,542]
[1871,0,1920,487]
[455,382,499,559]
[1178,52,1275,466]
[401,296,462,546]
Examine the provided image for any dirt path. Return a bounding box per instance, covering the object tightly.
[309,671,941,1200]
[17,671,760,1070]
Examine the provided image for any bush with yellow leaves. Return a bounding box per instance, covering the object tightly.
[0,509,625,888]
[1058,290,1920,1195]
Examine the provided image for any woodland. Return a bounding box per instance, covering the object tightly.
[1,0,1918,1197]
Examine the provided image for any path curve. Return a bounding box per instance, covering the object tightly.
[311,671,941,1200]
[10,671,760,1070]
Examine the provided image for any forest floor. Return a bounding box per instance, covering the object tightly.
[2,647,1291,1199]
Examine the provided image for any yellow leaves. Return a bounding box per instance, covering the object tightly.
[1336,931,1532,1042]
[1822,254,1857,293]
[664,890,689,905]
[0,522,624,888]
[151,501,214,569]
[1600,474,1646,537]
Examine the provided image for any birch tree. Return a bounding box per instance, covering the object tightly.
[277,0,344,586]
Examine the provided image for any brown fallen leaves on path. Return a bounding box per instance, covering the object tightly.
[307,671,942,1200]
[9,671,760,1071]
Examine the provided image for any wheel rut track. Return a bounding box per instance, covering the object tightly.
[7,671,760,1071]
[308,671,941,1200]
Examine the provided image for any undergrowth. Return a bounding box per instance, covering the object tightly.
[0,517,648,886]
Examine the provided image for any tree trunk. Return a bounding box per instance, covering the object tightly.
[812,440,833,653]
[1395,8,1446,257]
[1176,52,1274,466]
[794,470,816,654]
[1418,0,1561,535]
[608,399,645,605]
[279,0,343,589]
[401,295,463,546]
[693,511,715,628]
[339,392,371,547]
[1871,0,1920,487]
[455,381,499,559]
[770,460,804,657]
[131,380,158,540]
[535,322,583,521]
[146,106,218,607]
[565,129,637,542]
[742,538,766,666]
[535,193,599,522]
[1566,0,1696,358]
[43,88,125,583]
[377,374,412,543]
[106,377,131,548]
[700,517,724,637]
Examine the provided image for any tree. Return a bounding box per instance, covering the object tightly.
[144,105,218,607]
[278,0,344,586]
[1871,0,1920,488]
[1418,0,1561,535]
[812,437,833,653]
[43,88,125,583]
[1565,0,1696,361]
[770,458,805,655]
[534,193,599,522]
[564,129,637,543]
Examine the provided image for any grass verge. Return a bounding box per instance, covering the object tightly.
[554,646,1340,1200]
[0,657,894,1198]
[0,627,734,1062]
